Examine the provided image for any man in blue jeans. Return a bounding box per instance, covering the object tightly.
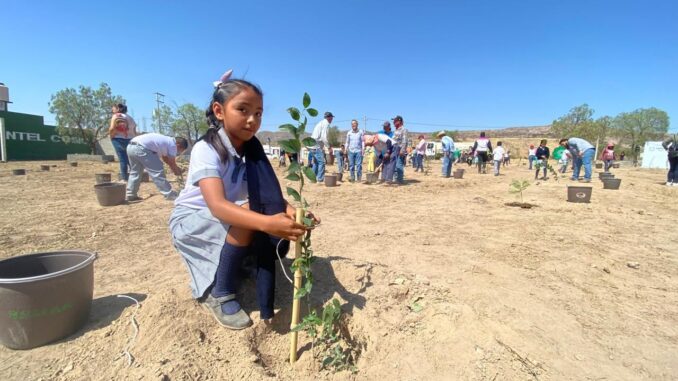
[438,130,455,177]
[561,137,595,182]
[345,120,364,182]
[311,111,333,182]
[391,115,409,184]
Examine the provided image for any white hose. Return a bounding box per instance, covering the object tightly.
[117,294,140,366]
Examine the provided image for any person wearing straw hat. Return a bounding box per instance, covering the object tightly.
[438,130,455,177]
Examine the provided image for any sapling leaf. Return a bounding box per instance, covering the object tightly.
[286,187,301,202]
[288,161,300,174]
[288,107,301,121]
[279,139,301,154]
[307,108,318,117]
[303,93,311,108]
[302,166,317,183]
[302,137,317,147]
[303,216,313,226]
[279,123,298,137]
[286,173,301,181]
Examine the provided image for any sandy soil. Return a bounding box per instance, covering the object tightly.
[0,158,677,381]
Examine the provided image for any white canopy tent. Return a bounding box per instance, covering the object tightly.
[641,141,669,169]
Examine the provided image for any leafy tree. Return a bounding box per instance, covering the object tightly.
[152,104,175,135]
[613,108,669,162]
[172,103,208,144]
[49,83,124,154]
[551,104,598,142]
[327,125,341,147]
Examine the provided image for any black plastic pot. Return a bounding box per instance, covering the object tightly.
[453,169,465,179]
[12,169,26,176]
[567,186,592,203]
[95,173,112,184]
[335,172,343,182]
[602,178,622,190]
[69,162,78,167]
[324,174,338,187]
[599,172,615,180]
[595,163,603,169]
[40,165,50,171]
[94,182,126,206]
[0,251,96,349]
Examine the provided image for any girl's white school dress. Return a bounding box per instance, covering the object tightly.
[169,129,248,299]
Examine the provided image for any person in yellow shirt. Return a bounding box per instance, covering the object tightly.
[364,144,376,173]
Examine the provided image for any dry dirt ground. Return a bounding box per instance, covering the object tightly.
[0,158,677,381]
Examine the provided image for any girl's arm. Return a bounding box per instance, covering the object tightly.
[199,178,305,241]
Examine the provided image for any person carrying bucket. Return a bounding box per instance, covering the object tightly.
[560,137,595,182]
[437,131,455,177]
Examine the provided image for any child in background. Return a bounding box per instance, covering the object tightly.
[493,141,505,176]
[559,148,571,173]
[534,139,550,180]
[169,72,317,330]
[600,143,615,171]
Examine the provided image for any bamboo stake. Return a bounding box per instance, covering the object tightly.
[289,207,305,364]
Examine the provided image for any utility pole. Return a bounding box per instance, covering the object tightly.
[363,115,367,134]
[154,92,165,133]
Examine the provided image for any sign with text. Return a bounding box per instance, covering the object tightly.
[0,111,90,160]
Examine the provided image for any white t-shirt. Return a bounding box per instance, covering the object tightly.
[174,137,248,210]
[493,146,505,161]
[311,119,330,150]
[131,133,177,157]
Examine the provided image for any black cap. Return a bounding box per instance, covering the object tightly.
[391,115,403,122]
[383,121,391,128]
[324,112,334,118]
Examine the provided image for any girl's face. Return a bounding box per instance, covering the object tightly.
[214,87,263,148]
[112,106,119,113]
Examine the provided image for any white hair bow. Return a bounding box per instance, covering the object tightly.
[212,69,233,88]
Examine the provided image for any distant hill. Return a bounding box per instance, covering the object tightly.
[255,124,553,145]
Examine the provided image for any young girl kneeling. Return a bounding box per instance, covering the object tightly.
[170,75,313,329]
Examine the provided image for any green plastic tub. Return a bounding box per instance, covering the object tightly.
[0,251,96,349]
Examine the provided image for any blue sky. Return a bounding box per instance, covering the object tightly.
[2,0,676,132]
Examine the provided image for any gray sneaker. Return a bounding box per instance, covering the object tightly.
[202,294,252,330]
[165,191,179,201]
[126,195,143,202]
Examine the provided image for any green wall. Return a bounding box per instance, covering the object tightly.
[0,111,90,161]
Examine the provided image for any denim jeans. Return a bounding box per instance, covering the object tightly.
[415,153,424,172]
[604,160,613,172]
[394,146,405,183]
[573,148,595,180]
[348,151,363,181]
[442,152,453,177]
[307,151,314,168]
[528,155,535,169]
[312,148,326,181]
[494,160,502,175]
[126,143,174,198]
[335,153,344,173]
[668,156,678,183]
[111,138,131,180]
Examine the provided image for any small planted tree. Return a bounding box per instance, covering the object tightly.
[509,179,530,203]
[534,161,559,181]
[280,93,356,371]
[506,179,537,209]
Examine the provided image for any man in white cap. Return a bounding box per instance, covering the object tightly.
[438,130,455,178]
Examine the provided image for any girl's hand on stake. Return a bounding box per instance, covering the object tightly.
[305,211,321,228]
[265,213,306,241]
